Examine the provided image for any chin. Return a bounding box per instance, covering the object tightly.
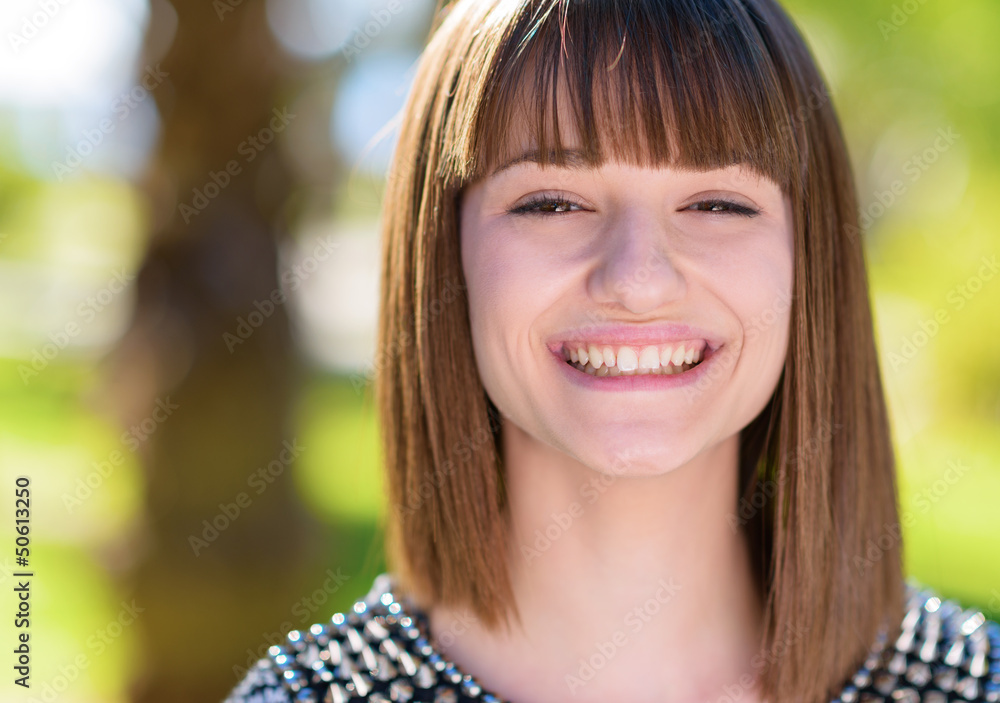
[571,436,702,479]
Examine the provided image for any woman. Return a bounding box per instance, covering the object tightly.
[225,0,1000,701]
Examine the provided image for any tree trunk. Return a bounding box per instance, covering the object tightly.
[112,2,331,701]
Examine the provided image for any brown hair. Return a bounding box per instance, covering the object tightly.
[374,1,904,701]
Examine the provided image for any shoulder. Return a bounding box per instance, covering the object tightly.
[836,579,1000,702]
[222,573,500,703]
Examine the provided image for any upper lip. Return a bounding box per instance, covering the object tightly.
[546,323,724,353]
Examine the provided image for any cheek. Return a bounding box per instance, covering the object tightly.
[459,216,537,397]
[687,219,793,370]
[461,215,567,340]
[462,226,519,343]
[742,263,793,340]
[732,232,794,374]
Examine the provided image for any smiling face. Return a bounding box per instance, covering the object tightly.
[459,110,795,477]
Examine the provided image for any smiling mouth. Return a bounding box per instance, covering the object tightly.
[559,341,708,377]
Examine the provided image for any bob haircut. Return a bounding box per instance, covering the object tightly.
[374,1,904,701]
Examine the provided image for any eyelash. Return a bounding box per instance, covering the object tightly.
[686,199,760,218]
[507,194,583,216]
[507,195,760,218]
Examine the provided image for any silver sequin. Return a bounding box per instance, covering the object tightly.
[226,575,996,703]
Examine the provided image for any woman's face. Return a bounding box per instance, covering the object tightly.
[459,116,795,477]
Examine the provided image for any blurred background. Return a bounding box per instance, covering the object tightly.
[0,0,997,701]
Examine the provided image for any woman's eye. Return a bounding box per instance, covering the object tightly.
[508,197,584,216]
[506,195,758,217]
[686,199,760,218]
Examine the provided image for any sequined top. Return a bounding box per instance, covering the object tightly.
[223,574,1000,703]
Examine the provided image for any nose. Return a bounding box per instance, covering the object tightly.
[586,210,686,315]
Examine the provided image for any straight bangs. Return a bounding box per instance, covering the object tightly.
[440,0,806,193]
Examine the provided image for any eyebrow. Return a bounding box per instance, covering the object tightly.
[489,148,594,177]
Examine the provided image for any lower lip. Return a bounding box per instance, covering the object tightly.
[549,346,721,392]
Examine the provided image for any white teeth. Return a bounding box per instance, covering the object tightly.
[659,345,674,367]
[616,347,638,372]
[638,346,660,369]
[563,340,709,376]
[588,344,604,368]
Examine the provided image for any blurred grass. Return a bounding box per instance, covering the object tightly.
[293,374,384,524]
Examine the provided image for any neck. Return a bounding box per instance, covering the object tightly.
[428,423,766,703]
